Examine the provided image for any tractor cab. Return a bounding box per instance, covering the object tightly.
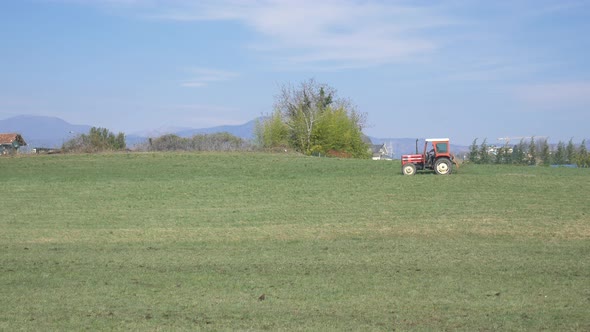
[425,138,450,164]
[401,138,455,175]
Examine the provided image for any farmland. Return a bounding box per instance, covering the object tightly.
[1,152,589,331]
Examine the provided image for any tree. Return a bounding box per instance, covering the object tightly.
[512,139,527,165]
[554,141,566,165]
[539,138,551,166]
[528,137,537,165]
[62,127,126,153]
[274,79,335,154]
[496,144,512,164]
[115,133,125,150]
[468,138,479,163]
[577,139,589,168]
[566,139,576,164]
[262,79,369,158]
[149,132,249,152]
[479,138,490,164]
[311,106,370,158]
[255,111,289,150]
[150,134,189,151]
[192,132,248,151]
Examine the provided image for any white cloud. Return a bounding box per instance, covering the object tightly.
[444,59,552,82]
[167,104,239,113]
[513,82,590,111]
[180,67,239,88]
[53,0,588,74]
[212,1,450,68]
[93,0,456,69]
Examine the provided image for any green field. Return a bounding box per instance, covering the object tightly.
[1,153,589,331]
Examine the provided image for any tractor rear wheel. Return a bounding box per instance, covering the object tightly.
[434,158,452,175]
[402,163,416,176]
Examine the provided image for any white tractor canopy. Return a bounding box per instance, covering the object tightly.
[425,138,449,142]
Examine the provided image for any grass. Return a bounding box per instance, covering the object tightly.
[1,152,589,331]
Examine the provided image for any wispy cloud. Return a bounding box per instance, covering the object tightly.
[513,82,590,111]
[443,59,553,82]
[188,1,452,69]
[180,67,239,88]
[167,104,239,113]
[53,0,586,76]
[80,0,457,69]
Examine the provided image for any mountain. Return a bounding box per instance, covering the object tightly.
[3,115,584,155]
[130,126,193,138]
[0,115,262,150]
[125,118,262,149]
[175,118,260,139]
[0,115,92,149]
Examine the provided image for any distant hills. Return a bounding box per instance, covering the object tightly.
[0,115,262,151]
[125,119,261,148]
[176,120,260,140]
[0,115,92,149]
[0,115,478,156]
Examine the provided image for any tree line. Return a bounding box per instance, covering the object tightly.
[146,132,251,152]
[62,128,251,153]
[62,127,126,153]
[61,79,370,158]
[468,137,589,167]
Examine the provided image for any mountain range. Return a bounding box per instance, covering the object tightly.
[0,115,263,151]
[0,115,470,156]
[0,115,93,150]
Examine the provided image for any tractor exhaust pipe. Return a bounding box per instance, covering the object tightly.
[415,139,419,154]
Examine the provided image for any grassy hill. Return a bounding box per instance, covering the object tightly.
[1,153,588,330]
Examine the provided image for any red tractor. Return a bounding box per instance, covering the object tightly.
[401,138,456,175]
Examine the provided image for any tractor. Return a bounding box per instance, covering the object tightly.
[401,138,456,175]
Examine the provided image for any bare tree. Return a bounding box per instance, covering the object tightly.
[274,79,334,154]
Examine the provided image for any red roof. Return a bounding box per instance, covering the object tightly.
[0,133,27,146]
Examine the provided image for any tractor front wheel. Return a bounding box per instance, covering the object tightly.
[402,163,416,176]
[434,158,452,175]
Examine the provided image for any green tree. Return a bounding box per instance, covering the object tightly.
[255,111,289,150]
[554,141,566,165]
[265,79,369,158]
[63,127,126,153]
[149,132,248,152]
[494,146,502,164]
[566,139,576,164]
[275,79,334,154]
[479,138,490,164]
[115,133,126,150]
[311,106,370,158]
[468,138,479,163]
[150,134,189,151]
[196,132,248,151]
[512,139,527,165]
[495,145,512,164]
[576,139,588,168]
[539,138,551,166]
[528,137,537,165]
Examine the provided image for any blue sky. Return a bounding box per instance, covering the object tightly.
[1,0,589,145]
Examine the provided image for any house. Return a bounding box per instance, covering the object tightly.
[371,143,390,160]
[0,133,27,155]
